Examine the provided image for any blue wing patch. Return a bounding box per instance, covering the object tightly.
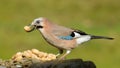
[58,36,73,40]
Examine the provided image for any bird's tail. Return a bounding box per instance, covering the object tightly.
[91,35,114,40]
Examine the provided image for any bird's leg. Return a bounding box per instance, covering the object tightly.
[56,49,63,57]
[58,50,71,60]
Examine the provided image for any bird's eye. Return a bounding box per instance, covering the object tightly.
[36,20,40,24]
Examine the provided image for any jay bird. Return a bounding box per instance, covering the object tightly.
[24,17,114,60]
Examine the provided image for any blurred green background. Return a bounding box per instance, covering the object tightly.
[0,0,119,68]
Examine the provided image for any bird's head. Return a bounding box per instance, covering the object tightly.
[24,17,47,32]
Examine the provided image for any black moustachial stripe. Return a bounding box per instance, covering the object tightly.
[36,26,43,29]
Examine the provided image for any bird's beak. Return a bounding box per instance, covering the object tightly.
[24,24,35,32]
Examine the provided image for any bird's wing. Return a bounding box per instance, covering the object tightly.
[51,24,88,40]
[55,29,88,40]
[51,25,74,40]
[58,36,73,40]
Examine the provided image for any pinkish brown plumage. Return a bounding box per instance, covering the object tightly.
[25,17,114,60]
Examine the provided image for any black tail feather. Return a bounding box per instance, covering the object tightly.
[91,35,114,40]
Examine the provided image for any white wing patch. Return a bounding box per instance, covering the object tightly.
[73,32,81,38]
[76,35,91,44]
